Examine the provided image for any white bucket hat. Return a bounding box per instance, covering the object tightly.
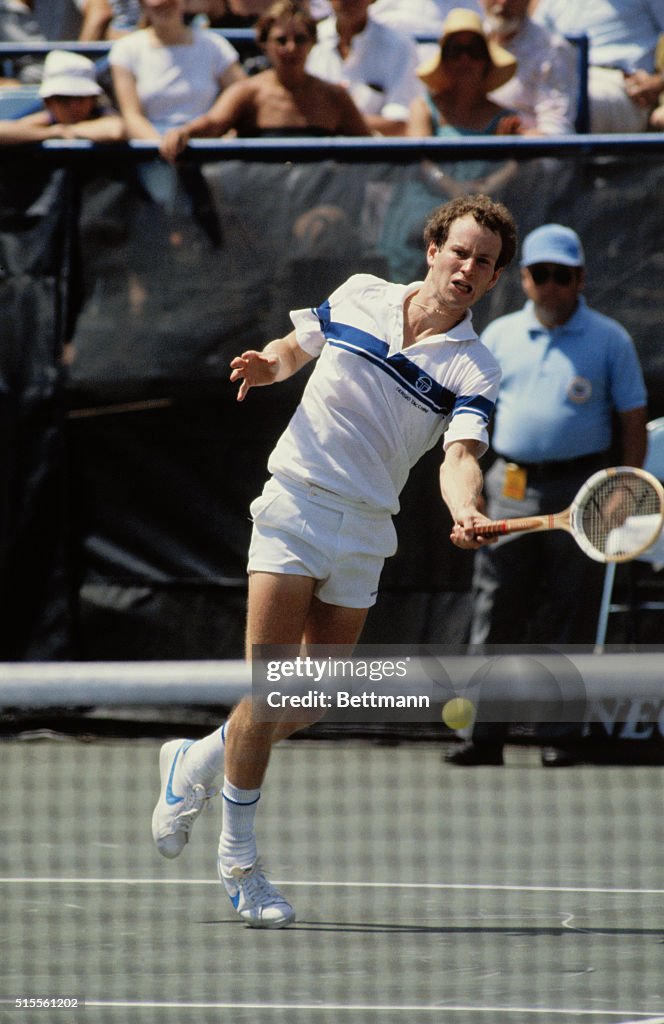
[39,50,103,99]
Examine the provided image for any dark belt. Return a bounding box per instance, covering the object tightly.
[495,451,609,479]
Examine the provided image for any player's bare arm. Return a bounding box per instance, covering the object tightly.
[229,330,313,401]
[440,439,495,550]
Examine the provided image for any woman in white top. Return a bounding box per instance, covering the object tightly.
[110,0,246,158]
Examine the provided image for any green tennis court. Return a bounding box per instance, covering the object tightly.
[2,736,663,1023]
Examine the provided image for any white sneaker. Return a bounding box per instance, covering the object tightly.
[220,861,295,928]
[151,739,218,859]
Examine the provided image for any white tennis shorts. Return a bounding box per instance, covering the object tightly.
[247,476,398,608]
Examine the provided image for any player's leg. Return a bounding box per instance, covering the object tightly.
[151,570,317,861]
[221,593,369,777]
[224,571,319,788]
[219,580,369,927]
[155,489,382,924]
[246,569,319,650]
[303,593,368,647]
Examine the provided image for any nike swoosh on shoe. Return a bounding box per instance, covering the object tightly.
[165,740,194,805]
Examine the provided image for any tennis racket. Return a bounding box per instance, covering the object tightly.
[476,466,664,563]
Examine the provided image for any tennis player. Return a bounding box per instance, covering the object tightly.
[151,194,517,927]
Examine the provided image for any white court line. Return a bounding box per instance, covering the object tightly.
[0,998,659,1019]
[1,877,664,895]
[35,1001,660,1018]
[618,1018,664,1024]
[3,879,659,1021]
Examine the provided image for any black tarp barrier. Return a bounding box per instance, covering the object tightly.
[0,165,76,658]
[2,143,664,658]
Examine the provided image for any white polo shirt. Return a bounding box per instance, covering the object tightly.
[307,15,423,122]
[267,274,501,515]
[488,18,579,135]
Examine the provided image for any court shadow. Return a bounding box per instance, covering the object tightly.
[201,918,664,938]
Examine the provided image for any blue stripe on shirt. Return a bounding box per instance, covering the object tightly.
[453,393,495,426]
[328,338,455,416]
[316,302,456,416]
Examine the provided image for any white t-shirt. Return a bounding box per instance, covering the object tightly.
[268,273,501,514]
[109,27,240,133]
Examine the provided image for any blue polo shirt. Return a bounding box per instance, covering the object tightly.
[481,296,647,463]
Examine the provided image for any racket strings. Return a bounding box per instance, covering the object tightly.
[578,472,663,558]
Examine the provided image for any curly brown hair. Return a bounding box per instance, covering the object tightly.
[423,195,518,270]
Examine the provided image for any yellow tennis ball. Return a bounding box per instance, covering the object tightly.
[442,697,475,730]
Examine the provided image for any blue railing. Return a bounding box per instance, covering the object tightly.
[2,134,662,164]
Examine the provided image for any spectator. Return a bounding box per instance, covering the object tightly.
[184,0,331,28]
[533,0,664,133]
[0,49,125,140]
[0,0,44,84]
[160,0,369,160]
[109,0,245,144]
[109,0,245,254]
[184,0,246,25]
[648,30,664,125]
[370,0,482,60]
[78,0,141,40]
[446,223,648,767]
[408,7,520,140]
[306,0,424,136]
[378,8,519,283]
[649,102,664,127]
[481,0,578,135]
[32,0,85,39]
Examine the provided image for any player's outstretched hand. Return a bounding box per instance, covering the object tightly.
[230,350,280,401]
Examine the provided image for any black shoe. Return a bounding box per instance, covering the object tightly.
[540,746,577,768]
[444,742,504,766]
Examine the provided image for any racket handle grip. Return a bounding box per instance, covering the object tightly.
[478,518,541,537]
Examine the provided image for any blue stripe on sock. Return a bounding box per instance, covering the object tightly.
[222,793,260,807]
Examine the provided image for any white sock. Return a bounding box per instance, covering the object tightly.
[218,778,260,872]
[179,722,227,788]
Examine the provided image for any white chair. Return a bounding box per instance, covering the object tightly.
[595,417,664,649]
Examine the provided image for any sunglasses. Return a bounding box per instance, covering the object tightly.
[269,33,311,46]
[442,38,488,61]
[527,264,576,286]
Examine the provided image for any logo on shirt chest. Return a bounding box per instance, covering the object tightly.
[414,375,434,395]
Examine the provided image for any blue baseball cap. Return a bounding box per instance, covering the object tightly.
[520,224,585,267]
